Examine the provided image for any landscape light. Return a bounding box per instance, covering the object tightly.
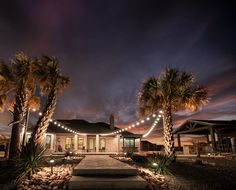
[159,110,163,114]
[49,119,53,122]
[58,124,61,126]
[152,114,156,117]
[39,112,42,116]
[136,122,140,126]
[146,117,150,121]
[152,162,158,166]
[54,121,57,125]
[32,108,36,112]
[158,114,161,117]
[49,158,55,174]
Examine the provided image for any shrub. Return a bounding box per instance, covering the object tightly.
[148,155,171,175]
[131,154,149,164]
[16,141,46,182]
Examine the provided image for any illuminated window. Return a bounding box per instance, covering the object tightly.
[99,138,106,150]
[45,135,51,149]
[124,138,135,147]
[65,137,74,150]
[78,137,84,150]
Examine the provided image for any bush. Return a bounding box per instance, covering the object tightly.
[131,154,149,164]
[148,155,171,175]
[16,141,46,182]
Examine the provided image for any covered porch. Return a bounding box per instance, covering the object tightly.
[173,120,236,154]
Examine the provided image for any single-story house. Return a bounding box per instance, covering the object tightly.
[27,116,142,154]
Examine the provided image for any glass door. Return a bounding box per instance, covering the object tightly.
[88,138,96,152]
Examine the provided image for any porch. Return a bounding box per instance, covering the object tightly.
[35,133,141,154]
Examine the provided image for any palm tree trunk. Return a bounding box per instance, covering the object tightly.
[31,86,57,145]
[9,86,29,159]
[163,104,175,159]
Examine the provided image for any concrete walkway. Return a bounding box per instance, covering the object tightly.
[73,155,137,175]
[69,155,147,190]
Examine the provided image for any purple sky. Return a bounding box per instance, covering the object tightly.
[0,0,235,143]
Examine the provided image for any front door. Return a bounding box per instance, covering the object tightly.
[88,138,96,152]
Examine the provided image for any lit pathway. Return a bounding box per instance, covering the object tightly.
[69,155,147,189]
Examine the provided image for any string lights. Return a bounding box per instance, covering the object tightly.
[110,110,164,137]
[37,111,80,135]
[36,110,164,137]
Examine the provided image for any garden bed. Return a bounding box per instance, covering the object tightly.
[1,156,83,190]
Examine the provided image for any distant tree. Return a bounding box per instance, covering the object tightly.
[138,68,208,159]
[31,56,69,145]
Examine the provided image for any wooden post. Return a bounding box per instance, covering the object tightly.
[177,134,181,149]
[117,135,120,153]
[96,135,99,153]
[210,127,216,151]
[206,134,209,143]
[231,137,235,154]
[123,137,125,152]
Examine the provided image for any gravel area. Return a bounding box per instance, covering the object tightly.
[115,156,236,190]
[17,164,74,190]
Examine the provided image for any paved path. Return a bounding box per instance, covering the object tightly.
[69,155,147,189]
[73,155,137,175]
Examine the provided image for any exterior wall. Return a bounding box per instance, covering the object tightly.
[105,136,118,152]
[135,138,141,151]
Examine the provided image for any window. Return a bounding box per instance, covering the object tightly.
[45,135,51,149]
[65,137,74,150]
[124,138,135,147]
[78,137,84,150]
[99,138,106,150]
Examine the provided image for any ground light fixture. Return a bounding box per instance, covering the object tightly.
[152,162,158,166]
[49,158,55,174]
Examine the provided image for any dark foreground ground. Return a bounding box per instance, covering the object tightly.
[166,160,236,190]
[1,156,236,190]
[117,156,236,190]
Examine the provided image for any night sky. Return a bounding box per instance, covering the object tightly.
[0,0,235,143]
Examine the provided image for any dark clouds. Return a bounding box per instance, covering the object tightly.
[0,1,236,143]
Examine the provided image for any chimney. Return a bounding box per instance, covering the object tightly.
[109,114,114,129]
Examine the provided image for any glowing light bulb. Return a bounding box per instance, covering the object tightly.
[146,117,150,121]
[54,121,57,125]
[152,114,156,117]
[136,122,140,126]
[39,112,42,116]
[141,120,144,123]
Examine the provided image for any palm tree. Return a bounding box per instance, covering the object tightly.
[0,53,39,159]
[138,68,208,159]
[31,56,69,145]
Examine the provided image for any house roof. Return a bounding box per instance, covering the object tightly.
[45,119,142,138]
[173,119,236,135]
